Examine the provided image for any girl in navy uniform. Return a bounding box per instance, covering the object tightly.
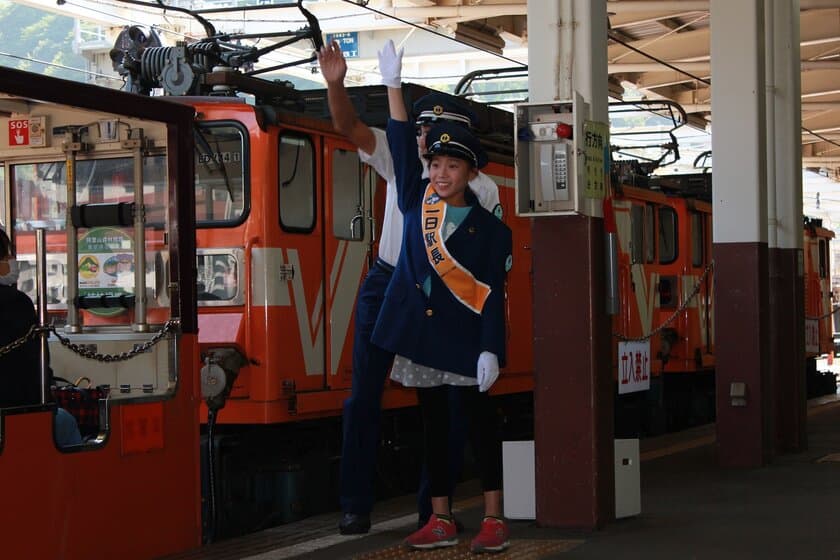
[317,40,502,535]
[372,40,512,553]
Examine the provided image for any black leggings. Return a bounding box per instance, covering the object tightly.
[416,384,502,498]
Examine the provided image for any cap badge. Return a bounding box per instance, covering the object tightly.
[433,105,444,115]
[440,133,451,143]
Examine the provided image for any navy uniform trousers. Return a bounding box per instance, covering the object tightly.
[339,258,466,521]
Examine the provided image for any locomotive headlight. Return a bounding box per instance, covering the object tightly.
[201,346,248,411]
[201,361,227,400]
[658,327,679,365]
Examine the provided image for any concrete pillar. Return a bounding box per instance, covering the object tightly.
[766,0,806,453]
[710,0,773,467]
[530,0,614,528]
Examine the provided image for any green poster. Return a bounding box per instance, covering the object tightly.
[77,226,134,317]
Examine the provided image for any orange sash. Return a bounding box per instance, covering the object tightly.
[422,184,491,315]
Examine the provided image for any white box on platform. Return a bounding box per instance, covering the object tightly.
[615,438,641,518]
[502,440,535,519]
[503,439,641,520]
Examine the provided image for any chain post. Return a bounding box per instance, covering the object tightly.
[35,228,50,404]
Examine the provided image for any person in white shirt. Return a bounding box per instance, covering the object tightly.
[317,40,502,535]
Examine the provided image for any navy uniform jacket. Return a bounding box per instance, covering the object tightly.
[371,119,512,378]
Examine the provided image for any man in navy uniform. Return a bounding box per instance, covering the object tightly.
[317,40,502,535]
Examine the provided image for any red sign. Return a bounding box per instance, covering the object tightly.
[8,118,29,146]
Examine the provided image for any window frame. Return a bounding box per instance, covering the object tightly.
[278,131,317,234]
[331,147,367,241]
[194,120,251,229]
[658,206,678,265]
[690,211,704,268]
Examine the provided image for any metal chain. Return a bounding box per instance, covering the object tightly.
[0,324,51,358]
[806,305,840,321]
[51,319,181,362]
[0,319,180,363]
[614,260,715,343]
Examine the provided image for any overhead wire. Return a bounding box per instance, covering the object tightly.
[337,0,526,68]
[9,0,528,86]
[8,0,840,157]
[13,0,318,84]
[608,32,710,85]
[610,32,840,152]
[0,50,123,83]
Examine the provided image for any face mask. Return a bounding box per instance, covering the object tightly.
[0,259,19,286]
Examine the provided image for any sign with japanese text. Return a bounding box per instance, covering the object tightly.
[582,119,608,200]
[8,116,46,147]
[78,226,134,317]
[618,340,651,394]
[805,318,819,354]
[325,31,359,58]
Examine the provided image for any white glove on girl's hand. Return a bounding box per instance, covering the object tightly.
[378,39,403,88]
[477,351,500,392]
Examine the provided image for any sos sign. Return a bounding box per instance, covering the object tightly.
[8,117,46,147]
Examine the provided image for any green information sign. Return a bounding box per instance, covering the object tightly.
[583,120,609,200]
[77,226,134,317]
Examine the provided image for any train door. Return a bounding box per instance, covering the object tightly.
[270,130,374,400]
[690,209,714,359]
[324,137,376,390]
[274,129,326,393]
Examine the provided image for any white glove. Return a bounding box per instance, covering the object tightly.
[378,39,403,88]
[477,351,499,392]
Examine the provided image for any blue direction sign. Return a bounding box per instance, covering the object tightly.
[325,32,359,58]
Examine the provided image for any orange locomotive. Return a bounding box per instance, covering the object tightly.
[609,176,715,435]
[608,163,834,435]
[803,216,836,397]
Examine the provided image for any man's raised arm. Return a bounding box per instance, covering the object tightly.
[317,40,376,154]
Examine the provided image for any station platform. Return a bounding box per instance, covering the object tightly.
[162,397,840,560]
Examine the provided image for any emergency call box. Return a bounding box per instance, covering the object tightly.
[514,96,601,217]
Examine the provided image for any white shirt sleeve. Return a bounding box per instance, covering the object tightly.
[469,171,501,214]
[357,127,403,267]
[357,127,395,184]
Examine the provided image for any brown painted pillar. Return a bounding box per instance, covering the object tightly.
[714,243,773,465]
[532,216,613,528]
[769,249,806,452]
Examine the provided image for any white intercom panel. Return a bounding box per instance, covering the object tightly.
[514,96,589,216]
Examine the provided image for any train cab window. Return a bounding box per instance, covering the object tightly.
[195,123,248,226]
[278,134,315,232]
[658,207,678,264]
[630,205,644,264]
[691,212,704,267]
[819,238,828,278]
[332,149,365,240]
[644,204,655,263]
